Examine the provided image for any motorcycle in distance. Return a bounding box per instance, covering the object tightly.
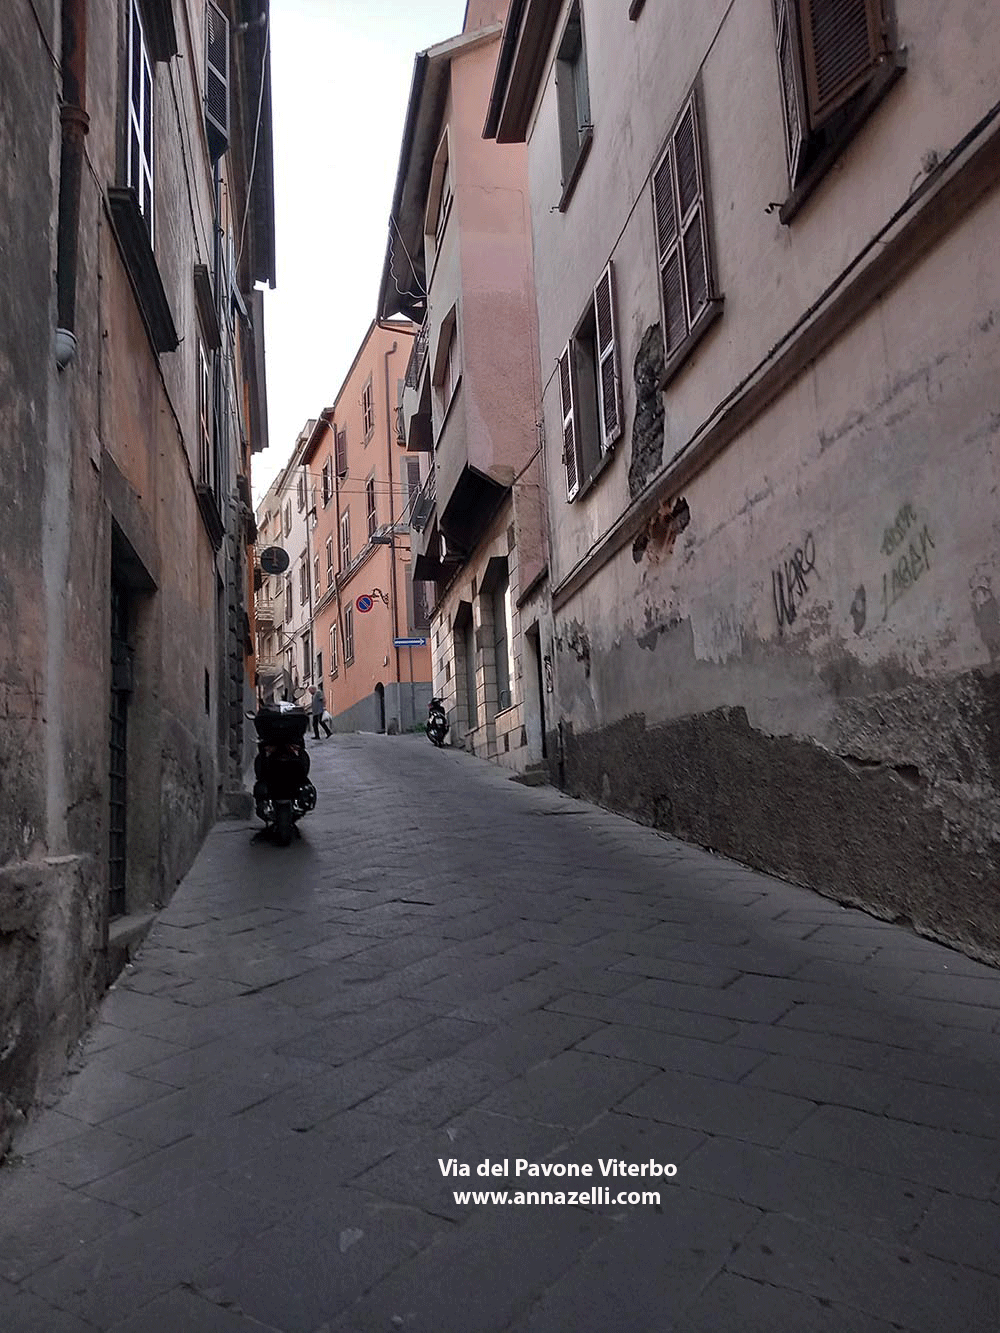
[425,696,450,747]
[246,701,316,845]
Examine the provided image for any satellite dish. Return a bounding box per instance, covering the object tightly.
[259,546,290,574]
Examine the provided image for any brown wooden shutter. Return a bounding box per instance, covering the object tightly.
[593,262,622,452]
[799,0,884,127]
[558,345,579,500]
[652,151,686,356]
[335,428,347,477]
[204,0,229,161]
[774,0,807,182]
[674,98,710,329]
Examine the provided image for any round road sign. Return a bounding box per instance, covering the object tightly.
[259,546,290,575]
[355,594,374,614]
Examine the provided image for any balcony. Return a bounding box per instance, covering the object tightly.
[255,597,275,626]
[404,321,429,389]
[410,470,436,533]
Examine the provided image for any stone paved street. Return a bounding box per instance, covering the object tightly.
[2,734,1000,1331]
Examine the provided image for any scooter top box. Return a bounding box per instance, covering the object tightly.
[252,706,309,741]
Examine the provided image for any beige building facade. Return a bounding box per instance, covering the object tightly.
[302,321,433,735]
[0,0,274,1146]
[487,0,1000,957]
[380,1,548,771]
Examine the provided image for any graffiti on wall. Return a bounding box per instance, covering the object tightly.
[850,502,936,634]
[772,533,818,630]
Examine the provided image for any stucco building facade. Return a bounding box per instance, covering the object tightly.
[487,0,1000,957]
[301,321,433,736]
[0,0,274,1148]
[380,1,548,772]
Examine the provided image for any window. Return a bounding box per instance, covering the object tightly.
[651,86,722,383]
[330,623,338,676]
[284,574,293,621]
[558,261,623,500]
[302,629,312,682]
[197,340,212,485]
[773,0,900,213]
[425,130,454,270]
[405,457,421,508]
[316,650,323,682]
[366,477,377,538]
[555,3,592,206]
[340,509,351,570]
[297,473,306,511]
[322,458,332,506]
[433,309,461,429]
[299,558,308,606]
[313,555,321,599]
[362,379,374,440]
[335,428,348,477]
[127,0,154,238]
[492,575,513,712]
[344,602,355,664]
[283,499,291,536]
[326,536,334,587]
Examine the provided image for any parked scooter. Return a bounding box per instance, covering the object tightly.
[426,696,450,747]
[246,702,316,844]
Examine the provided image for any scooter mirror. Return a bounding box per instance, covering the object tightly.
[244,710,257,720]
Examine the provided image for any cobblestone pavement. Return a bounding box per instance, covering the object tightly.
[3,733,1000,1331]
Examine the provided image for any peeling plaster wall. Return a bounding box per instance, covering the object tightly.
[550,192,1000,960]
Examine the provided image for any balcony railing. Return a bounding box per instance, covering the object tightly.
[255,597,275,625]
[404,321,429,390]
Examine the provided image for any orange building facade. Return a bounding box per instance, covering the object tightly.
[303,321,433,733]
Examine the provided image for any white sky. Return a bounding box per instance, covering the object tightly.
[253,0,469,504]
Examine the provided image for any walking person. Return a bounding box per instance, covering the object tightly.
[310,685,332,739]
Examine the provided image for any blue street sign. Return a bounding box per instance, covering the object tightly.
[393,637,427,647]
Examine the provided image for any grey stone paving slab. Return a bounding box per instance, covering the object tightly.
[683,1135,933,1240]
[678,1271,902,1333]
[785,1104,1000,1197]
[728,1211,1000,1333]
[138,1037,326,1090]
[0,1164,135,1282]
[740,1052,897,1113]
[620,1069,818,1147]
[546,1109,705,1183]
[545,990,742,1042]
[357,1056,507,1127]
[19,1122,159,1187]
[107,1284,284,1332]
[10,1109,88,1157]
[456,1010,602,1073]
[882,1077,1000,1136]
[504,1189,759,1333]
[194,1188,446,1333]
[576,1024,768,1081]
[48,1064,175,1126]
[479,1051,654,1129]
[81,1116,292,1214]
[725,1020,890,1069]
[350,1108,568,1220]
[909,1191,1000,1277]
[0,1287,97,1333]
[80,1031,187,1073]
[24,1180,289,1328]
[331,1206,611,1333]
[277,998,447,1065]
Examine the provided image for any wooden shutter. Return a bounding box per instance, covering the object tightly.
[557,345,579,500]
[652,149,686,356]
[774,0,807,182]
[204,0,229,161]
[799,0,884,127]
[674,98,710,330]
[593,262,622,452]
[335,428,348,477]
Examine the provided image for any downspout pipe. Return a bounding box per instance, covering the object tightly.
[382,339,401,693]
[56,0,90,369]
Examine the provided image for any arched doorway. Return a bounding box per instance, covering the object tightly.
[375,682,386,733]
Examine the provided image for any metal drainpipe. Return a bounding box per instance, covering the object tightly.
[56,0,90,369]
[328,413,344,686]
[383,339,401,703]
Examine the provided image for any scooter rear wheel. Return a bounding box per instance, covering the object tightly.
[274,803,294,846]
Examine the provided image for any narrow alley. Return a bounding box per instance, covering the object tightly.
[2,735,999,1332]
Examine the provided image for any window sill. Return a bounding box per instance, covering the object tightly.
[779,51,906,226]
[107,187,178,354]
[557,127,594,213]
[659,296,724,393]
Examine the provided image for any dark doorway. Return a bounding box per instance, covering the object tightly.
[108,580,131,918]
[527,623,547,759]
[375,682,386,733]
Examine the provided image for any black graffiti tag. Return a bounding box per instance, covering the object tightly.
[772,533,817,630]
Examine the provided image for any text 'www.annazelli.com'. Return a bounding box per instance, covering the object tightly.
[453,1188,661,1207]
